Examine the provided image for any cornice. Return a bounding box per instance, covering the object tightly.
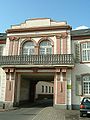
[71,35,90,40]
[6,25,72,33]
[7,32,69,40]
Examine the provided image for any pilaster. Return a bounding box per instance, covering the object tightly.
[4,68,16,109]
[54,68,67,109]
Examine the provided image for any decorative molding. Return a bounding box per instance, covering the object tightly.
[9,36,20,41]
[6,25,71,33]
[62,68,67,73]
[61,32,68,39]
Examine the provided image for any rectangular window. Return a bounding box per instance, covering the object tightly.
[81,42,90,62]
[0,46,3,56]
[49,86,51,93]
[42,85,44,93]
[46,86,48,93]
[83,75,90,95]
[52,87,53,93]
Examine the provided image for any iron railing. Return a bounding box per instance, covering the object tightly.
[0,54,74,66]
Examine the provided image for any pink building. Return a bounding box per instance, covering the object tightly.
[0,18,74,109]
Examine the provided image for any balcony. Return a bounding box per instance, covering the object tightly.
[0,54,74,67]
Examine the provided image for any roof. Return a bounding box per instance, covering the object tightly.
[71,28,90,36]
[0,33,7,40]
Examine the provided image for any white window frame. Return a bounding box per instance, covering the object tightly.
[81,42,90,62]
[23,41,35,55]
[83,75,90,95]
[39,40,52,55]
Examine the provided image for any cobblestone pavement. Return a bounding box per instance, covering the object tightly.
[32,107,90,120]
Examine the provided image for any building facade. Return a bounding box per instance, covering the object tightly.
[0,18,90,109]
[71,29,90,109]
[0,33,6,107]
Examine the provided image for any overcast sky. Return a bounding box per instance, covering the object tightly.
[0,0,90,32]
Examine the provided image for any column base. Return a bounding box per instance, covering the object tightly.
[1,102,18,110]
[54,104,67,109]
[67,105,72,110]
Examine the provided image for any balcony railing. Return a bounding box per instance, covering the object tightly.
[0,54,74,66]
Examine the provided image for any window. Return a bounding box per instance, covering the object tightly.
[42,85,44,93]
[0,46,3,56]
[23,41,34,55]
[81,42,90,61]
[52,87,53,93]
[39,40,52,54]
[46,86,48,93]
[83,75,90,95]
[49,86,51,93]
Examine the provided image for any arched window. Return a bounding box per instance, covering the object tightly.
[39,40,52,54]
[22,41,34,55]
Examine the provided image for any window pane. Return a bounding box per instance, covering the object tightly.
[42,86,44,93]
[23,41,34,55]
[39,40,52,54]
[40,48,45,54]
[46,48,52,54]
[49,86,51,93]
[81,42,90,62]
[0,46,3,56]
[82,43,86,49]
[87,50,90,60]
[83,75,90,95]
[46,86,48,93]
[83,82,88,94]
[82,50,87,61]
[87,42,90,48]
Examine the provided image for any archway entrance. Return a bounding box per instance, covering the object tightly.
[19,73,54,107]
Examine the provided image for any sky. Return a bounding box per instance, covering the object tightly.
[0,0,90,32]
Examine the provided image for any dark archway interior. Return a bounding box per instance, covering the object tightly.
[19,73,54,107]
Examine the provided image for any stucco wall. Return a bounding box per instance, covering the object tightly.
[36,81,54,95]
[0,68,6,102]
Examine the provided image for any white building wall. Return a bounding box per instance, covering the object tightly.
[36,81,54,95]
[0,68,6,102]
[71,38,90,109]
[3,38,9,56]
[72,63,90,105]
[67,33,71,54]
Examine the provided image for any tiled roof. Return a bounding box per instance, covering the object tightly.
[0,33,6,40]
[71,29,90,36]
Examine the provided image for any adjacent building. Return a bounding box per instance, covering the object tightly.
[0,18,90,109]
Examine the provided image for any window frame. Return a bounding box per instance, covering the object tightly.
[81,42,90,62]
[83,75,90,95]
[22,41,35,55]
[39,40,52,55]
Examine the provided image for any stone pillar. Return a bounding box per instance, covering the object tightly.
[54,68,67,109]
[9,36,19,55]
[35,45,39,55]
[14,74,21,106]
[4,68,15,109]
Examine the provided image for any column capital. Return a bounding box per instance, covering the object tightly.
[61,32,68,39]
[9,36,20,41]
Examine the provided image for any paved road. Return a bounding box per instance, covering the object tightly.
[0,107,90,120]
[0,99,90,120]
[65,110,90,120]
[0,107,43,120]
